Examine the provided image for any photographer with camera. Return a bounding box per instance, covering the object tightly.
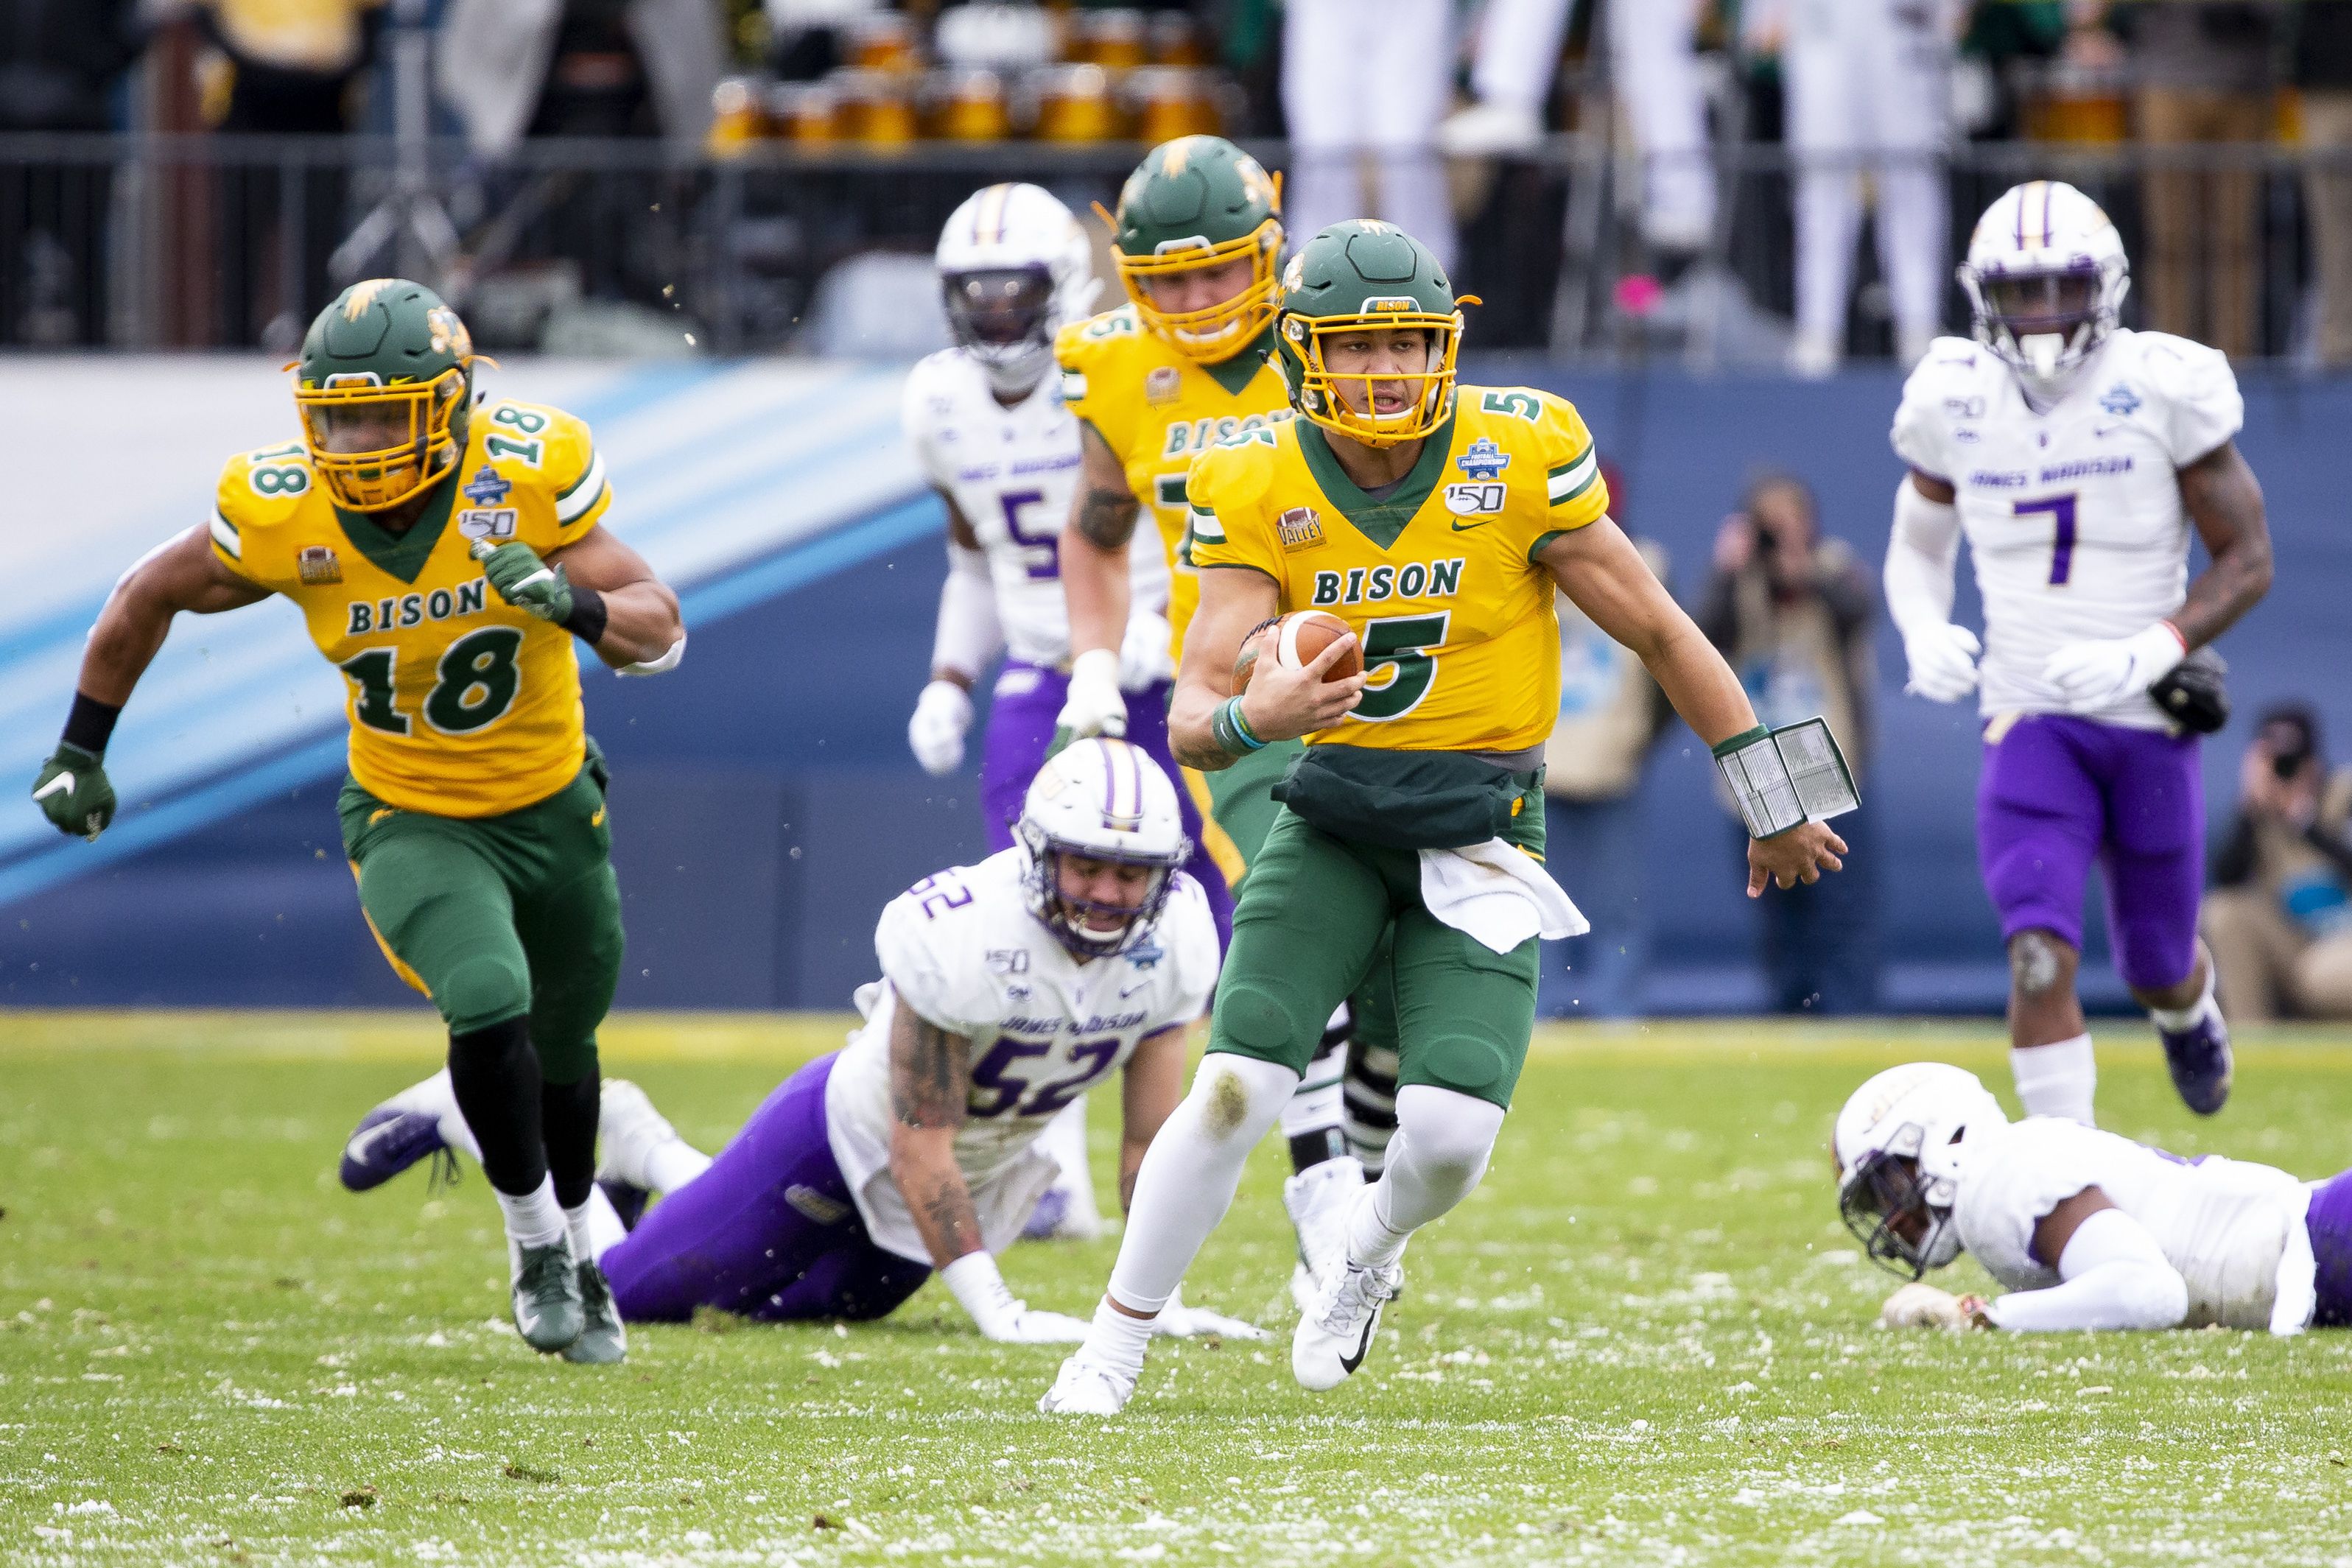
[2204,705,2352,1022]
[1694,472,1881,1013]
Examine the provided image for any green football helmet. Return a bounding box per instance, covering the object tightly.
[1273,221,1470,448]
[1100,135,1284,362]
[293,278,483,512]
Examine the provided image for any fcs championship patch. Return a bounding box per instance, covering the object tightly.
[296,545,343,586]
[1456,437,1511,481]
[1277,506,1326,552]
[1145,365,1182,405]
[462,465,512,506]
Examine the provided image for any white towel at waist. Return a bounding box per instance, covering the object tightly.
[2273,1181,2319,1335]
[1417,838,1587,954]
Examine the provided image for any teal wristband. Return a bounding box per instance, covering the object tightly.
[1212,695,1267,755]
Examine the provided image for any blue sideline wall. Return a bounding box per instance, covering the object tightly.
[4,361,2348,1014]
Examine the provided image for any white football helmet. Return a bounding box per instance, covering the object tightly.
[935,182,1100,398]
[1833,1063,2009,1278]
[1958,179,2130,398]
[1014,736,1191,957]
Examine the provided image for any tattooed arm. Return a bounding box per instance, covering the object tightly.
[2172,440,2274,650]
[1059,419,1144,663]
[885,1000,984,1268]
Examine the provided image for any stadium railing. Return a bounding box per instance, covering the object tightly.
[0,130,2342,361]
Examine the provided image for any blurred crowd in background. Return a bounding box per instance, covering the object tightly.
[10,0,2352,363]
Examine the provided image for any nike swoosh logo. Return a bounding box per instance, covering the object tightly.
[1120,980,1151,997]
[1449,518,1491,532]
[31,773,73,801]
[1338,1313,1377,1374]
[591,806,606,828]
[343,1118,409,1167]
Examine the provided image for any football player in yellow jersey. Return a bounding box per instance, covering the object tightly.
[28,280,684,1365]
[1043,222,1850,1416]
[1050,133,1384,1308]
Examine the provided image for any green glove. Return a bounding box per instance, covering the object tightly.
[32,742,115,842]
[471,538,573,623]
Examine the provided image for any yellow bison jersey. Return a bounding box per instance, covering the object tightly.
[1054,303,1293,651]
[1187,387,1611,755]
[207,398,614,818]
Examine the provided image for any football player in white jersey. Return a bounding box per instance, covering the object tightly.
[1835,1062,2352,1336]
[900,184,1233,1240]
[336,740,1258,1343]
[1884,180,2274,1127]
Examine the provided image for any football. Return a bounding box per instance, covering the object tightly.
[1264,609,1363,681]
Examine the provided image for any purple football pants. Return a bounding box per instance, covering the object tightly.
[1976,714,2203,991]
[601,1052,931,1323]
[980,661,1233,946]
[2306,1165,2352,1328]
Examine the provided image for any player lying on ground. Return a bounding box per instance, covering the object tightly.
[1884,180,2273,1125]
[1836,1062,2352,1334]
[1052,135,1389,1312]
[1040,220,1847,1415]
[32,281,684,1365]
[342,739,1255,1342]
[903,180,1218,1242]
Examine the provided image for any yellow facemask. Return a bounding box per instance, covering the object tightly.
[1281,302,1472,449]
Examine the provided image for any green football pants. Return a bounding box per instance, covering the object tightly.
[338,763,622,1083]
[1207,804,1542,1108]
[1201,740,1401,1058]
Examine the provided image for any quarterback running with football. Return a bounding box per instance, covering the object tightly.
[1885,180,2273,1126]
[31,280,685,1364]
[900,182,1219,1240]
[1836,1061,2352,1336]
[1041,220,1847,1414]
[1050,133,1380,1302]
[340,740,1256,1343]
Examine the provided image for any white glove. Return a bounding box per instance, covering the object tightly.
[1117,607,1176,692]
[1149,1285,1268,1340]
[1054,647,1127,739]
[1879,1281,1970,1330]
[908,679,973,776]
[2042,622,2185,712]
[942,1252,1091,1343]
[1899,622,1981,703]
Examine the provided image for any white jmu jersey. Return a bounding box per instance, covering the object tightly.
[1890,329,2244,730]
[824,848,1218,1265]
[1954,1118,2314,1332]
[902,349,1171,669]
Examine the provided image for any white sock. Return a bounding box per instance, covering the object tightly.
[494,1175,566,1251]
[1103,1053,1297,1313]
[1349,1086,1507,1270]
[2149,960,2219,1033]
[1278,1037,1347,1142]
[1076,1295,1157,1379]
[583,1186,628,1262]
[564,1201,596,1268]
[2011,1034,2096,1125]
[410,1068,482,1162]
[645,1140,712,1196]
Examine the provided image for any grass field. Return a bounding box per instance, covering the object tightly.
[8,1012,2352,1567]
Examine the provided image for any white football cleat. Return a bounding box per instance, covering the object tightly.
[1282,1156,1364,1314]
[1038,1352,1136,1416]
[594,1077,680,1192]
[1292,1254,1401,1392]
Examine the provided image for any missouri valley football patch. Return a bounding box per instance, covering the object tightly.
[296,545,343,585]
[1277,507,1326,551]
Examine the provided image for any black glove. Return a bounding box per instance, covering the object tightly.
[2148,646,2229,735]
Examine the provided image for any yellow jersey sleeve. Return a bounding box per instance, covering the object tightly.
[477,401,609,552]
[1182,431,1282,580]
[209,441,315,589]
[1054,306,1145,460]
[1523,388,1609,555]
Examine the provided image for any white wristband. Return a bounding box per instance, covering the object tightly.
[941,1251,1019,1334]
